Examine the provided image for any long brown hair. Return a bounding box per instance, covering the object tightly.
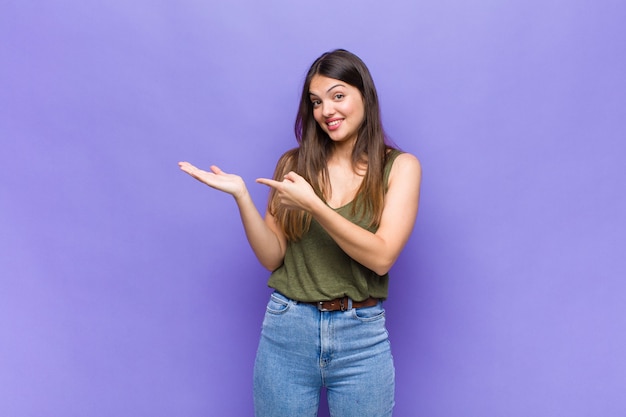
[269,49,395,241]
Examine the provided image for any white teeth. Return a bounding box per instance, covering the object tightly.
[328,120,341,126]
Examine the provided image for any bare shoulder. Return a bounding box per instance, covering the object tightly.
[389,152,422,185]
[394,152,421,168]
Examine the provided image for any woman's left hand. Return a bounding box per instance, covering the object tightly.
[256,171,319,211]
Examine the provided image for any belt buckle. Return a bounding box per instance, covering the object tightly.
[317,301,331,312]
[317,298,346,312]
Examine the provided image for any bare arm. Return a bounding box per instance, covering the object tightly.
[256,153,421,276]
[179,162,286,271]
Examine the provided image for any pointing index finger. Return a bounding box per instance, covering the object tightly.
[256,178,281,189]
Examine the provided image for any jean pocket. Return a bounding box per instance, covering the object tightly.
[352,303,385,322]
[266,292,292,315]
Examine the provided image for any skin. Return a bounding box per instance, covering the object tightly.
[179,75,421,276]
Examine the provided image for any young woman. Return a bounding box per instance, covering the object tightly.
[179,49,421,417]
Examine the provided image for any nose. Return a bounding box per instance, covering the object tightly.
[321,101,335,118]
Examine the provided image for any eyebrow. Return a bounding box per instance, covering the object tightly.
[309,84,346,96]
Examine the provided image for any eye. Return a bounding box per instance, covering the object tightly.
[311,99,321,108]
[334,93,344,100]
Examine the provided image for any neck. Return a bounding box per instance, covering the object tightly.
[329,138,356,162]
[328,140,369,176]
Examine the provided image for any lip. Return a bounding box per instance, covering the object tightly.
[325,118,343,131]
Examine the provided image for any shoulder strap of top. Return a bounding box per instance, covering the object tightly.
[383,149,403,190]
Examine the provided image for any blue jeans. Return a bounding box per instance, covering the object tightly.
[253,291,395,417]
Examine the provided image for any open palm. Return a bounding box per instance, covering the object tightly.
[178,162,246,198]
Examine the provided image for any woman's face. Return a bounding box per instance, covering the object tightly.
[309,75,365,146]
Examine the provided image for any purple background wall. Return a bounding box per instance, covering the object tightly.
[2,1,625,416]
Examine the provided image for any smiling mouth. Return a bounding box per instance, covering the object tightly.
[327,119,342,130]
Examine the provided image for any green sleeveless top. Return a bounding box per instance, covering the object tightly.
[267,149,402,302]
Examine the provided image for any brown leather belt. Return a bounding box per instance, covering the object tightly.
[306,296,379,312]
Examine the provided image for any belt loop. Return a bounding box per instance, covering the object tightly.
[346,297,353,311]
